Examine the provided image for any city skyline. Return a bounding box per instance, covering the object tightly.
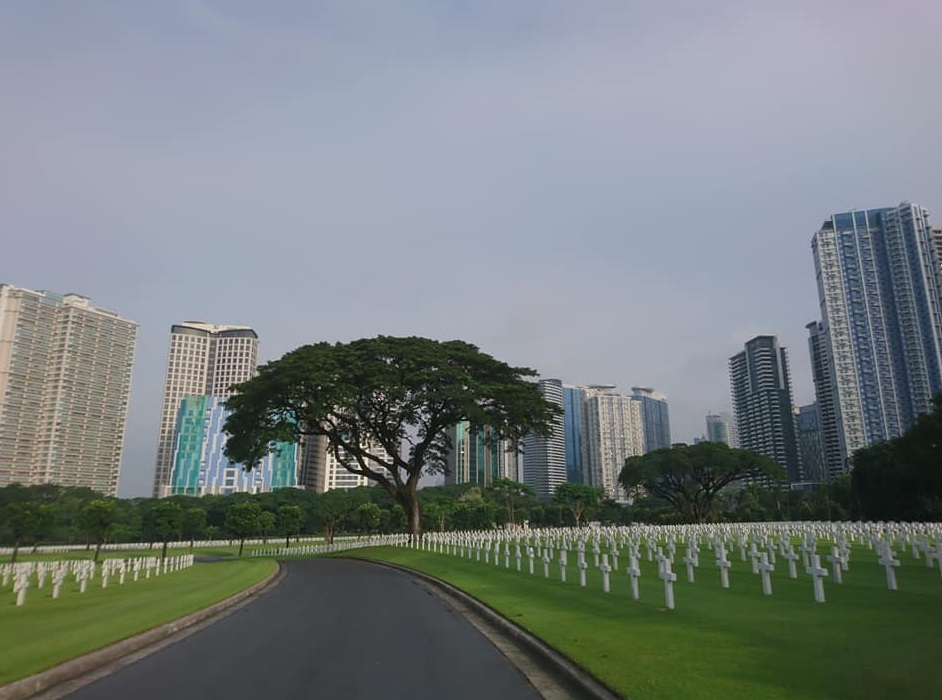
[3,2,940,497]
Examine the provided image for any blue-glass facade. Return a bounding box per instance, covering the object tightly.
[169,395,298,495]
[563,387,584,483]
[631,389,671,453]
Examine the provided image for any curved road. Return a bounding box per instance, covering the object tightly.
[59,559,543,700]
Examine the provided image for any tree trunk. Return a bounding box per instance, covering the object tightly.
[11,542,19,564]
[94,539,103,563]
[162,540,169,560]
[397,485,422,543]
[285,535,290,548]
[238,538,245,557]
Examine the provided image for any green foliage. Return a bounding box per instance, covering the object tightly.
[80,499,119,562]
[183,507,208,547]
[620,442,786,523]
[223,336,560,535]
[142,500,185,559]
[486,478,536,525]
[224,502,263,556]
[1,501,48,562]
[554,483,603,526]
[852,395,942,521]
[355,502,382,534]
[276,504,304,547]
[313,489,353,544]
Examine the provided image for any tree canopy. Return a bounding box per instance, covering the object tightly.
[852,393,942,521]
[619,442,786,523]
[223,336,560,536]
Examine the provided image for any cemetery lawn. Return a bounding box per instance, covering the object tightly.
[351,546,942,700]
[0,557,276,685]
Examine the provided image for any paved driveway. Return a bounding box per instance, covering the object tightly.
[60,558,542,700]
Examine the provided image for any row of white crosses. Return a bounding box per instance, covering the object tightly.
[251,534,410,558]
[1,554,195,607]
[414,521,942,609]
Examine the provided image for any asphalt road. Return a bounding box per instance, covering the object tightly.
[60,558,543,700]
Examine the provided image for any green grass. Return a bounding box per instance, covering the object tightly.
[0,556,276,684]
[351,545,942,700]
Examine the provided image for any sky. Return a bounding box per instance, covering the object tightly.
[2,1,941,498]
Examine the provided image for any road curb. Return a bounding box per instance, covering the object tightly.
[0,561,285,700]
[348,557,623,700]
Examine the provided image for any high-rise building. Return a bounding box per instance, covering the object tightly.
[806,320,845,479]
[169,395,298,495]
[729,335,802,483]
[933,226,942,276]
[582,387,645,500]
[522,379,566,500]
[705,412,738,447]
[0,285,137,495]
[563,385,587,484]
[298,436,394,492]
[154,322,258,496]
[797,403,826,483]
[443,422,517,487]
[631,386,671,452]
[811,203,942,463]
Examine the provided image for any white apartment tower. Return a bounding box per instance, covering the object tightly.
[522,379,566,500]
[298,434,394,493]
[0,285,137,496]
[582,388,645,500]
[153,322,258,496]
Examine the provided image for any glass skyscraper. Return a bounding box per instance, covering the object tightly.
[169,395,297,496]
[631,387,671,452]
[522,379,566,500]
[729,335,802,483]
[811,203,942,466]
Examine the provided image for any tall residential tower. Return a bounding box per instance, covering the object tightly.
[522,379,566,500]
[153,322,258,496]
[729,335,801,483]
[0,285,137,496]
[810,203,942,468]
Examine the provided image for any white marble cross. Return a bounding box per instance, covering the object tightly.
[659,558,677,610]
[600,554,612,593]
[683,549,697,583]
[806,554,828,603]
[782,547,799,579]
[757,552,774,596]
[13,568,30,606]
[559,550,568,583]
[578,552,588,587]
[749,542,760,574]
[826,547,845,585]
[877,545,900,591]
[626,554,641,600]
[542,549,551,578]
[716,543,732,589]
[527,547,535,575]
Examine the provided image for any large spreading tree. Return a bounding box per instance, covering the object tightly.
[223,336,559,537]
[619,442,785,523]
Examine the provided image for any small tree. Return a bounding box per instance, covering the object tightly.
[3,501,45,563]
[314,490,352,544]
[225,501,263,556]
[259,511,276,544]
[620,442,785,523]
[277,504,304,548]
[355,502,382,535]
[554,483,603,526]
[183,507,208,549]
[80,499,119,563]
[487,478,535,526]
[143,501,185,559]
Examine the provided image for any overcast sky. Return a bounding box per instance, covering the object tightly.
[2,1,940,497]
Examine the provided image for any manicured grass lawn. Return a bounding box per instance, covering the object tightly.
[351,545,942,700]
[0,556,276,685]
